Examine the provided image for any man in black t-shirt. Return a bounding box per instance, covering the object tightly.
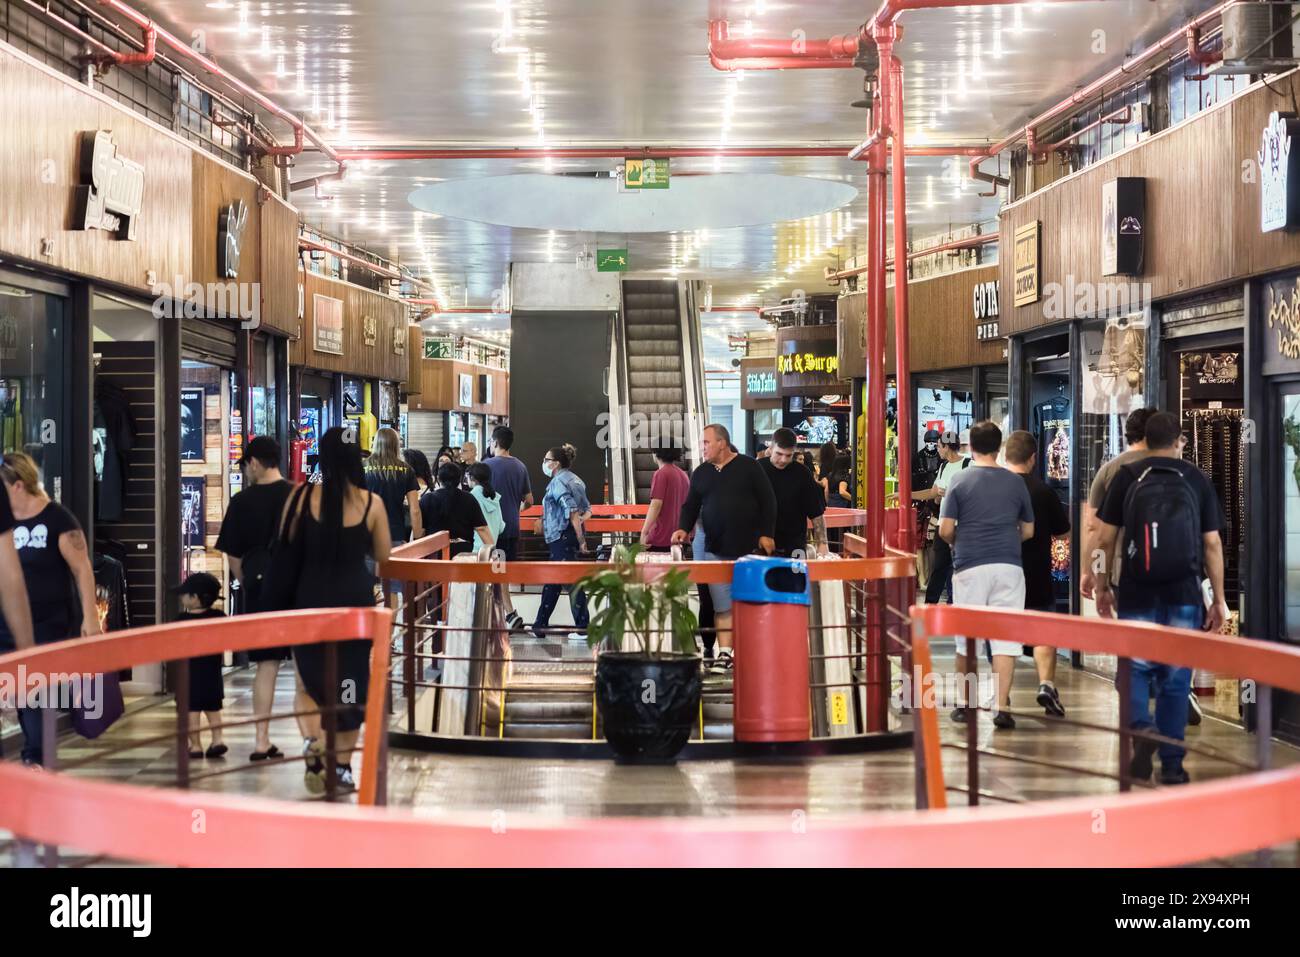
[216,436,295,759]
[1094,411,1227,787]
[1004,430,1072,718]
[0,488,34,650]
[672,423,776,672]
[420,463,493,557]
[760,427,827,558]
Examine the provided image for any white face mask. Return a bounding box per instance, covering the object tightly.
[543,461,555,477]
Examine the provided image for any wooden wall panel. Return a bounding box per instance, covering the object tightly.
[289,271,411,383]
[997,73,1300,336]
[0,44,191,292]
[191,153,261,292]
[839,265,1005,378]
[407,357,509,415]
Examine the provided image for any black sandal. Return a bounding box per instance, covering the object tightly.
[250,745,283,761]
[205,743,229,759]
[188,748,203,759]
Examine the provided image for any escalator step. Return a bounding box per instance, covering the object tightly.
[627,355,684,372]
[628,371,684,388]
[629,387,685,405]
[503,722,594,739]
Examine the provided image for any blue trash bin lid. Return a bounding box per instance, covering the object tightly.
[731,555,812,606]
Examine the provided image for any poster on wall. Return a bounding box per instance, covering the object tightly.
[180,477,205,551]
[313,294,344,355]
[180,388,206,461]
[1081,319,1146,415]
[914,388,973,449]
[459,373,474,409]
[298,407,321,456]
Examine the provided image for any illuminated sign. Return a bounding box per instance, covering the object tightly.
[745,370,777,395]
[1260,111,1300,233]
[1013,221,1040,307]
[973,279,1000,341]
[75,131,144,241]
[625,158,669,189]
[776,352,840,376]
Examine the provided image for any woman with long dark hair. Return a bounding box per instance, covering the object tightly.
[281,426,390,793]
[365,427,422,544]
[404,448,435,496]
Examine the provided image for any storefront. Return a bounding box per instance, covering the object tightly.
[837,263,1007,507]
[998,69,1300,733]
[289,272,411,479]
[774,323,850,457]
[0,39,301,690]
[405,340,510,460]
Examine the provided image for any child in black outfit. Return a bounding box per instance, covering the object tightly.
[173,572,228,759]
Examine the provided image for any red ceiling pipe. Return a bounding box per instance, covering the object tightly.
[823,233,998,283]
[333,145,860,161]
[94,0,338,164]
[112,22,155,67]
[888,52,913,555]
[1186,25,1223,67]
[707,20,859,71]
[300,239,404,282]
[865,42,890,564]
[1038,105,1133,154]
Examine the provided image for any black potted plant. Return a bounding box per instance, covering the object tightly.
[575,544,701,763]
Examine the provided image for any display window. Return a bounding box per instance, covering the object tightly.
[180,360,234,596]
[0,281,66,501]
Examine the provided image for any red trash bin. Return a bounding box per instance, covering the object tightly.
[731,556,813,742]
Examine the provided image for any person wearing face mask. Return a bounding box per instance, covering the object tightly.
[532,445,592,641]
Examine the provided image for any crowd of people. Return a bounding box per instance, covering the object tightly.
[0,405,1224,790]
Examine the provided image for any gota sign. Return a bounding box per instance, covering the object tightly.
[1260,111,1300,233]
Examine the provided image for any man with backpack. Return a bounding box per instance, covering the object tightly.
[913,430,970,605]
[1093,411,1228,786]
[216,436,296,761]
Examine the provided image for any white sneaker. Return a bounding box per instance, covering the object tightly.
[567,632,589,644]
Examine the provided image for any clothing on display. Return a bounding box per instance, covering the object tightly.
[93,379,137,522]
[1034,394,1071,488]
[92,552,131,633]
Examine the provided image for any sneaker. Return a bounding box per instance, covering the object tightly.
[1037,683,1066,718]
[1187,692,1203,726]
[1129,736,1157,782]
[950,706,969,724]
[708,651,733,675]
[992,711,1016,730]
[506,611,527,632]
[303,738,325,796]
[335,765,357,790]
[567,631,589,644]
[1159,765,1190,785]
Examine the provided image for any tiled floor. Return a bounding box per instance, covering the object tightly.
[3,592,1297,866]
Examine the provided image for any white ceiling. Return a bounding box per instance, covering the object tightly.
[137,0,1219,325]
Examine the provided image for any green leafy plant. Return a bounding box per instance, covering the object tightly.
[574,544,698,656]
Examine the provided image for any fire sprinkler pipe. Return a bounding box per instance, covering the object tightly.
[707,19,859,71]
[889,54,913,552]
[823,232,1000,283]
[93,0,339,164]
[1035,105,1133,155]
[332,145,861,161]
[1186,24,1224,67]
[300,239,405,282]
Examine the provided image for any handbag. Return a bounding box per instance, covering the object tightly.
[258,483,311,613]
[71,670,125,739]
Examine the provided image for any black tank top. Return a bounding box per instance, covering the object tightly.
[292,491,376,609]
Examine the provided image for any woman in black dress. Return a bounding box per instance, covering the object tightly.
[172,572,228,759]
[280,427,390,793]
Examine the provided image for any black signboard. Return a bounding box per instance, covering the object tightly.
[1101,177,1145,276]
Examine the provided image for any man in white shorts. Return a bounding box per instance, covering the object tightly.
[938,420,1035,730]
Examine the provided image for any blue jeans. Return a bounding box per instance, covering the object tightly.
[1119,603,1202,770]
[534,527,589,634]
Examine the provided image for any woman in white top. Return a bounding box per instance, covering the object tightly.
[467,462,516,621]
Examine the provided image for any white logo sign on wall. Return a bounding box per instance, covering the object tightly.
[972,279,1000,341]
[1260,111,1300,232]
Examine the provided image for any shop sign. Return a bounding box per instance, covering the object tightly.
[0,317,17,361]
[363,315,377,347]
[1101,177,1145,276]
[973,279,1000,341]
[1262,273,1300,375]
[74,130,144,241]
[1260,111,1300,233]
[1013,221,1040,307]
[597,249,628,272]
[312,294,344,355]
[625,158,669,189]
[393,327,406,356]
[775,324,841,396]
[217,199,249,279]
[746,369,777,397]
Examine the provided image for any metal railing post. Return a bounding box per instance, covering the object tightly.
[323,641,339,802]
[174,658,190,790]
[909,613,926,809]
[1116,656,1132,793]
[41,693,59,867]
[404,580,416,733]
[965,635,978,806]
[1255,682,1273,867]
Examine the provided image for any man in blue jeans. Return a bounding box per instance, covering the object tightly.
[1093,411,1228,785]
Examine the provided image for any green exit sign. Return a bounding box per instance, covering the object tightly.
[597,249,629,272]
[625,158,669,189]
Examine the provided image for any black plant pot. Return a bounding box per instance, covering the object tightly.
[595,652,702,764]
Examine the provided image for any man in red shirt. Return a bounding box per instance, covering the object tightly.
[639,447,690,551]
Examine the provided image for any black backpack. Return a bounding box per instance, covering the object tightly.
[1121,462,1202,585]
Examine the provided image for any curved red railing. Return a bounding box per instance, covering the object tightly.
[5,582,1300,866]
[0,608,392,805]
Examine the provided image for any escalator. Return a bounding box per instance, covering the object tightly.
[611,279,708,504]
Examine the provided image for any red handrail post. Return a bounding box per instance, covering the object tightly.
[965,635,978,806]
[1116,655,1133,793]
[404,580,416,733]
[174,658,190,790]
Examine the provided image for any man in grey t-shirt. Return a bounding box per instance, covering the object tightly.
[939,420,1035,730]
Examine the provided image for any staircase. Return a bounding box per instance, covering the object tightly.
[620,279,694,503]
